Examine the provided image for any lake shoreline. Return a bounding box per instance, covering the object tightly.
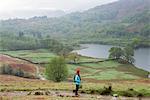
[77,54,150,74]
[74,44,150,72]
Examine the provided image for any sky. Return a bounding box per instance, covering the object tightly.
[0,0,118,19]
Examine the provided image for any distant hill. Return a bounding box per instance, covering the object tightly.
[83,0,149,20]
[0,10,66,19]
[0,0,149,46]
[18,10,66,18]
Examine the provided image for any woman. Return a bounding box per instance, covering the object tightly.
[74,69,81,96]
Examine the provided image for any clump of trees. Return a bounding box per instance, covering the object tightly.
[45,57,68,82]
[0,34,73,54]
[67,52,80,64]
[57,45,73,58]
[109,45,134,64]
[122,46,135,64]
[109,47,123,59]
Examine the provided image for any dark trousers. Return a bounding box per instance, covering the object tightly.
[75,84,79,95]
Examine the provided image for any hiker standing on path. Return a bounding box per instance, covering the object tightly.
[74,69,81,96]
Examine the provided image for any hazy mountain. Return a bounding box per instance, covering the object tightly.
[0,10,66,19]
[0,0,149,42]
[66,0,149,21]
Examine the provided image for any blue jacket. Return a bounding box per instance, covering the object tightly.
[74,74,81,85]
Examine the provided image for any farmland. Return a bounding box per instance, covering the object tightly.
[0,49,149,81]
[0,49,57,63]
[0,49,150,99]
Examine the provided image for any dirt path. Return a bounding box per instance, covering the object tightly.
[0,90,149,100]
[36,65,46,80]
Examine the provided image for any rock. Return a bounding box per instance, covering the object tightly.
[45,90,51,95]
[34,91,44,95]
[27,91,32,95]
[58,94,64,97]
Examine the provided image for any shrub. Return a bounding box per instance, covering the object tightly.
[119,88,139,97]
[45,57,68,82]
[100,86,113,95]
[0,64,13,74]
[15,68,24,77]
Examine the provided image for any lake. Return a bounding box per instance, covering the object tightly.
[74,44,150,72]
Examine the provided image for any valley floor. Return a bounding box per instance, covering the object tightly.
[0,50,150,99]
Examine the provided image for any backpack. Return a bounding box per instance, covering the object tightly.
[73,74,81,82]
[73,74,76,82]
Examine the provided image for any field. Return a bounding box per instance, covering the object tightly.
[0,75,150,99]
[0,49,57,63]
[0,49,150,99]
[68,62,149,81]
[0,49,149,81]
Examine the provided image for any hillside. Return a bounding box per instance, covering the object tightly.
[84,0,149,20]
[0,75,150,99]
[0,48,150,99]
[0,0,149,48]
[0,54,37,78]
[0,49,149,81]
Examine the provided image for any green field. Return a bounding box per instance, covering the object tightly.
[68,62,147,80]
[0,49,149,81]
[0,50,150,98]
[0,49,57,63]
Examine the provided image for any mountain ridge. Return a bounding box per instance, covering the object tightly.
[0,0,149,46]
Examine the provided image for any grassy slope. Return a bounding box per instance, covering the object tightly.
[0,50,150,98]
[68,61,148,80]
[0,49,149,81]
[0,54,37,78]
[0,49,57,63]
[0,75,150,97]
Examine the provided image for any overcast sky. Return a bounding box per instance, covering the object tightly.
[0,0,118,19]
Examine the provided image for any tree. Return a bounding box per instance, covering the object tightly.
[45,57,68,82]
[109,45,135,64]
[68,52,79,63]
[58,48,71,58]
[109,47,123,59]
[130,37,142,48]
[18,31,24,38]
[123,46,135,64]
[141,25,150,38]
